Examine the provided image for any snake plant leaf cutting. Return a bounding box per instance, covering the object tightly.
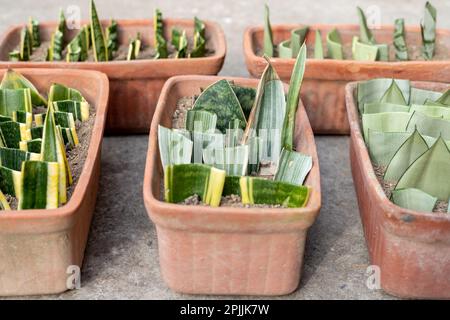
[0,166,21,198]
[12,111,33,129]
[0,121,31,148]
[8,51,20,62]
[190,31,206,58]
[203,144,249,176]
[40,103,71,205]
[229,84,256,120]
[106,20,119,60]
[164,163,226,207]
[394,18,408,61]
[46,30,64,61]
[326,29,344,60]
[421,1,436,60]
[194,16,206,39]
[0,69,47,106]
[175,31,188,59]
[275,149,312,186]
[0,147,39,172]
[435,89,450,105]
[363,102,410,114]
[391,188,437,212]
[18,161,59,210]
[278,40,292,59]
[53,100,89,122]
[158,125,193,169]
[362,112,412,141]
[185,110,217,133]
[380,80,408,105]
[357,78,411,112]
[263,4,274,57]
[0,190,10,211]
[28,126,43,140]
[66,26,91,62]
[127,34,142,61]
[18,27,32,61]
[90,0,108,62]
[193,79,246,133]
[19,139,42,154]
[282,44,307,151]
[367,130,412,166]
[356,6,375,45]
[406,111,450,140]
[384,129,429,182]
[154,9,168,59]
[240,177,310,208]
[314,30,324,60]
[291,27,309,58]
[28,18,40,48]
[395,137,450,200]
[410,87,442,105]
[54,111,79,148]
[0,88,32,117]
[49,83,86,103]
[410,104,450,119]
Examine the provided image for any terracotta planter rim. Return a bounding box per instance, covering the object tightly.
[345,80,450,225]
[244,23,450,66]
[0,18,226,79]
[143,75,322,233]
[0,68,109,226]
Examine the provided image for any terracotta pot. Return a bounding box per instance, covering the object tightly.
[0,68,109,296]
[244,24,450,135]
[0,19,226,134]
[143,75,321,296]
[345,81,450,299]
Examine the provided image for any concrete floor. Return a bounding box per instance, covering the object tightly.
[2,0,447,300]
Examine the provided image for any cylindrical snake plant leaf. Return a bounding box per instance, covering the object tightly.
[393,18,408,61]
[0,69,47,106]
[127,34,142,61]
[277,40,292,59]
[263,4,274,57]
[12,111,33,129]
[158,125,193,169]
[90,0,108,62]
[326,28,344,60]
[19,139,42,154]
[40,103,71,204]
[291,27,309,58]
[384,130,429,182]
[240,177,310,208]
[421,1,436,60]
[314,30,324,59]
[18,161,59,210]
[282,44,306,151]
[0,165,21,198]
[48,83,86,104]
[0,121,31,149]
[0,190,10,211]
[0,88,33,117]
[356,6,375,45]
[53,100,89,122]
[164,163,226,207]
[274,149,312,186]
[193,79,246,133]
[395,137,450,200]
[391,188,437,212]
[28,18,40,48]
[106,20,119,60]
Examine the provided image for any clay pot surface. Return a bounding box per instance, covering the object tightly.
[0,19,226,133]
[244,24,450,134]
[0,68,109,296]
[143,75,321,296]
[345,80,450,299]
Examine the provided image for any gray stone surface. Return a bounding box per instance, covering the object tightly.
[2,0,445,300]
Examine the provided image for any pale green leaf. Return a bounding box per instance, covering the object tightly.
[392,188,437,212]
[421,1,436,60]
[396,137,450,200]
[0,70,47,106]
[363,102,410,114]
[362,112,412,141]
[406,111,450,140]
[203,145,249,176]
[367,130,411,166]
[357,78,410,112]
[185,110,217,133]
[314,30,324,59]
[274,149,312,186]
[410,87,442,105]
[158,125,193,169]
[410,104,450,119]
[277,40,292,59]
[263,4,274,57]
[380,80,408,105]
[291,26,309,57]
[356,6,375,44]
[326,28,343,60]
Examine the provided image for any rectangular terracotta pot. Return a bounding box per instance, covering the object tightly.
[143,75,322,296]
[244,24,450,135]
[0,19,226,134]
[0,68,109,296]
[345,81,450,299]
